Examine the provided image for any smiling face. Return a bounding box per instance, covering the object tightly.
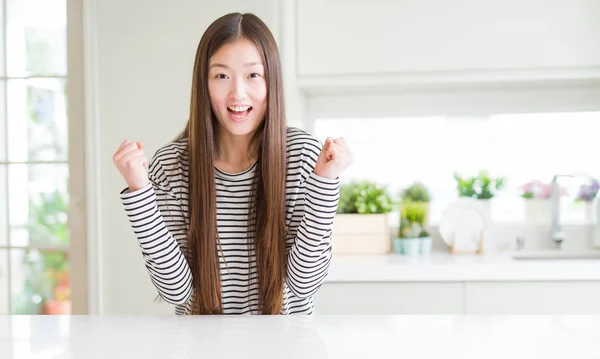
[208,38,267,140]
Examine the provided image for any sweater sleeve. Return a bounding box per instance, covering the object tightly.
[285,138,341,299]
[119,155,193,305]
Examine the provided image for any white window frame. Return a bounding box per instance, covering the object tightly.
[0,0,89,314]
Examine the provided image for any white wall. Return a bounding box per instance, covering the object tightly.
[91,0,280,314]
[296,0,600,76]
[293,0,600,92]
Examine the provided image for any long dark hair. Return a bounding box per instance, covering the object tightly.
[176,12,287,314]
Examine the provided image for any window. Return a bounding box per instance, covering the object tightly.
[314,111,600,225]
[0,0,70,315]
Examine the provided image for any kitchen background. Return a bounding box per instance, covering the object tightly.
[1,0,600,316]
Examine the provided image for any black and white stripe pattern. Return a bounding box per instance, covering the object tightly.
[120,127,340,314]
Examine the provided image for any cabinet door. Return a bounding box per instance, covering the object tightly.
[313,282,464,314]
[296,0,600,79]
[465,282,600,314]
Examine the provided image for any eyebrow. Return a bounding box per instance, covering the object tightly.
[209,62,263,69]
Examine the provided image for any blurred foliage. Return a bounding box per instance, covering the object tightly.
[13,189,70,314]
[338,180,393,214]
[453,170,505,200]
[399,202,429,239]
[399,182,431,203]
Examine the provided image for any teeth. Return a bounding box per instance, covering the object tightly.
[228,105,251,112]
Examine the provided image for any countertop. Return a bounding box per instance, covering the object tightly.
[325,253,600,282]
[2,315,600,358]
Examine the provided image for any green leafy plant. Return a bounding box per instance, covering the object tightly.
[453,170,505,200]
[400,182,431,203]
[398,202,429,239]
[338,180,393,214]
[13,189,70,314]
[28,190,69,247]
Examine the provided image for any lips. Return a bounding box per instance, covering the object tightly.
[227,105,253,122]
[227,105,252,121]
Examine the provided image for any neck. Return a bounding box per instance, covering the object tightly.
[216,128,258,172]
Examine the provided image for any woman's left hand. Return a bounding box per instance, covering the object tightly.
[314,137,354,180]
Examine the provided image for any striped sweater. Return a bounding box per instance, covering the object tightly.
[120,127,340,314]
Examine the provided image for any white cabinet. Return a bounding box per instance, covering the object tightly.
[464,282,600,314]
[313,282,464,314]
[294,0,600,88]
[315,281,600,314]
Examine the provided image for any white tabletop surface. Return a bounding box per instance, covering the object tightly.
[1,315,600,359]
[326,253,600,282]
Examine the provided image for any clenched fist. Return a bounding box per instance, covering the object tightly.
[113,140,149,192]
[314,137,353,180]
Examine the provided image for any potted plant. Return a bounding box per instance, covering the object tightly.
[400,182,431,203]
[521,179,568,224]
[399,182,431,224]
[453,170,505,217]
[333,180,394,254]
[43,269,71,315]
[13,189,71,315]
[14,249,70,315]
[393,201,432,256]
[573,178,599,223]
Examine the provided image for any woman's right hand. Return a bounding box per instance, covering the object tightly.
[113,140,149,192]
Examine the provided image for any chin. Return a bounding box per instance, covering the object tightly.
[220,113,264,137]
[223,120,260,137]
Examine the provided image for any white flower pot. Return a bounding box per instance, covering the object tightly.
[477,199,492,222]
[593,200,600,248]
[584,201,594,224]
[524,199,552,225]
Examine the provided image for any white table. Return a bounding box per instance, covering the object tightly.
[1,315,600,358]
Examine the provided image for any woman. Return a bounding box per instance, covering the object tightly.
[113,12,353,315]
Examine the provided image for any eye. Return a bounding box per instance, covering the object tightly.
[249,73,261,78]
[215,74,229,79]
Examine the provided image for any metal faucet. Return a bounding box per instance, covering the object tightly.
[550,173,595,249]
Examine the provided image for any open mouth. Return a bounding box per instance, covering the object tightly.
[227,105,253,120]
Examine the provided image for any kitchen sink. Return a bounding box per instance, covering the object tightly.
[511,250,600,260]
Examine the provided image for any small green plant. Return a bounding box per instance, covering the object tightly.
[338,180,393,214]
[399,202,429,238]
[400,182,431,203]
[13,189,70,314]
[399,221,429,239]
[453,170,505,200]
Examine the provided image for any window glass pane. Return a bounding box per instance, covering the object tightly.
[10,248,70,315]
[6,78,68,162]
[5,0,67,77]
[0,165,6,246]
[315,112,600,224]
[0,250,8,315]
[8,164,69,247]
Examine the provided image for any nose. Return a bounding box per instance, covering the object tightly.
[230,77,247,100]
